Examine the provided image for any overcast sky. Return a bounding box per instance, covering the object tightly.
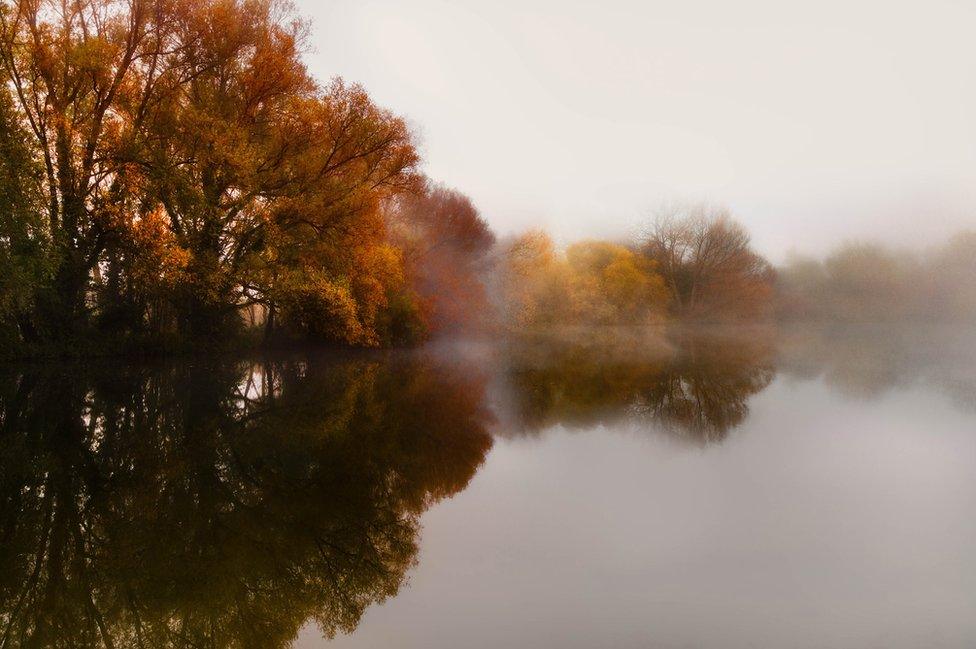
[297,0,976,261]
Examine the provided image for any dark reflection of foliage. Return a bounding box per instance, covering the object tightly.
[502,327,775,444]
[0,353,492,648]
[777,324,976,409]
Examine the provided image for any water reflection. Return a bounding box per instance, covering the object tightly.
[777,324,976,409]
[501,328,776,443]
[1,326,975,647]
[0,355,492,647]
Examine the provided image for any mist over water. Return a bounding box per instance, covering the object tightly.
[2,325,974,648]
[316,326,976,649]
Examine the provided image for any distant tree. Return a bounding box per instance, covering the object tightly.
[499,231,571,328]
[928,231,976,320]
[776,242,923,322]
[565,240,668,324]
[388,183,496,335]
[641,203,774,321]
[500,232,669,329]
[773,234,976,324]
[773,253,827,321]
[821,243,920,321]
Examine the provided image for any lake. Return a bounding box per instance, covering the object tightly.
[1,325,974,648]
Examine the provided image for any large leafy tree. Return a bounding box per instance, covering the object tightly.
[254,82,422,346]
[0,0,426,350]
[0,0,181,339]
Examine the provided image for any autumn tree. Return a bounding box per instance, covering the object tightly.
[0,0,182,340]
[500,232,668,329]
[499,230,572,329]
[0,0,429,352]
[254,81,422,346]
[128,1,422,344]
[129,0,316,339]
[641,203,774,321]
[387,183,495,335]
[565,240,668,324]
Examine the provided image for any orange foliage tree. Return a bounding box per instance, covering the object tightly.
[0,0,433,350]
[387,183,496,336]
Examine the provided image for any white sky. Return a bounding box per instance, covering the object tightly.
[297,0,976,261]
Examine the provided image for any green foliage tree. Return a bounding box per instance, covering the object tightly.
[0,86,49,350]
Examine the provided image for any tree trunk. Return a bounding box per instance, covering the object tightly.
[264,303,276,344]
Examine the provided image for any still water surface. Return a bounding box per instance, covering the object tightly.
[1,326,974,647]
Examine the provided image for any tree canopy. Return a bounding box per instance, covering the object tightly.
[0,0,438,352]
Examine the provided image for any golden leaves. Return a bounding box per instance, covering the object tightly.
[502,234,670,329]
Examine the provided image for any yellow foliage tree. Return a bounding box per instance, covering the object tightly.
[501,233,669,330]
[566,241,668,324]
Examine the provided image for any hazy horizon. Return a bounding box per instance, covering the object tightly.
[298,0,976,262]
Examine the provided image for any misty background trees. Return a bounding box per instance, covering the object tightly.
[776,233,976,323]
[495,201,976,334]
[387,184,496,336]
[497,205,775,330]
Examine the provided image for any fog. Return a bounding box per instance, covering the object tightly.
[777,232,976,323]
[298,0,976,260]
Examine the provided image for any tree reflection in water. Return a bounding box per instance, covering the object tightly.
[500,327,776,444]
[0,354,493,647]
[9,325,961,646]
[776,323,976,410]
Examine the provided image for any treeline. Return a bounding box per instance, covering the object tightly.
[1,2,971,358]
[0,0,493,356]
[496,208,976,332]
[497,204,775,329]
[776,233,976,322]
